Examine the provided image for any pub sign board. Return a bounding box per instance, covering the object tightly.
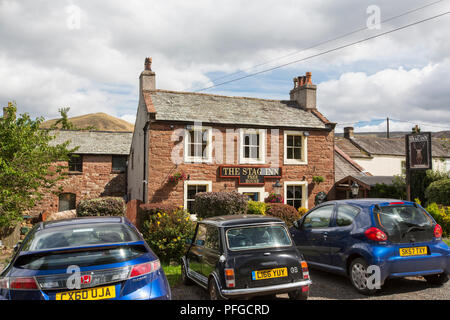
[219,165,282,186]
[405,132,432,170]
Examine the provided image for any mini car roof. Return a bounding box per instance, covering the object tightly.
[200,215,284,227]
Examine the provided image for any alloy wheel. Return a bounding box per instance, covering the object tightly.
[351,262,368,290]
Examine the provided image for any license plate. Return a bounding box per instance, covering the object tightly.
[399,246,428,257]
[252,267,288,280]
[55,285,116,300]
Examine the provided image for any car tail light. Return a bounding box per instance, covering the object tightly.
[301,261,310,280]
[9,277,39,290]
[434,224,443,239]
[129,260,160,278]
[224,268,235,288]
[365,227,388,241]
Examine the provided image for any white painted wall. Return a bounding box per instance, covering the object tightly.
[354,155,449,176]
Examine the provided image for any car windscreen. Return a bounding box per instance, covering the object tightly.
[21,223,141,252]
[14,245,147,270]
[374,204,434,243]
[226,225,292,251]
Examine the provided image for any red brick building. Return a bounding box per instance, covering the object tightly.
[127,59,336,211]
[30,130,132,217]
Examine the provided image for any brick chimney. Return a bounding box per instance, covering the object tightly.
[344,127,354,139]
[140,57,156,92]
[290,72,316,111]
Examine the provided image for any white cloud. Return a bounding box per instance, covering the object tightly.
[0,0,449,130]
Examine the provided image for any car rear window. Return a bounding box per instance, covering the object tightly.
[14,245,147,270]
[226,225,292,251]
[22,223,141,252]
[374,204,434,243]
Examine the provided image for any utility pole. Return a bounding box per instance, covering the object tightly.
[386,117,390,139]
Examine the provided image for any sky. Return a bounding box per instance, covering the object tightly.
[1,0,450,133]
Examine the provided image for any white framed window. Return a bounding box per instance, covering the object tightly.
[184,180,212,213]
[237,186,267,202]
[284,131,307,165]
[184,126,212,163]
[284,181,308,209]
[239,128,266,164]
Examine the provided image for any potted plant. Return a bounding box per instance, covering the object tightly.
[264,193,284,203]
[168,171,187,183]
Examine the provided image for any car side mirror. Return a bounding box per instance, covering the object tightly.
[13,241,22,252]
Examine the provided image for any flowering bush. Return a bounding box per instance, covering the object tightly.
[425,203,450,237]
[138,203,177,229]
[247,201,267,215]
[76,197,125,217]
[266,203,300,227]
[141,207,195,264]
[264,193,283,203]
[168,171,187,183]
[297,207,309,217]
[194,191,248,218]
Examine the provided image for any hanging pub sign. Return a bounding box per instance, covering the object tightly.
[219,165,282,185]
[405,132,432,170]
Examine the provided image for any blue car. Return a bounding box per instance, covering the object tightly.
[0,217,171,300]
[290,199,450,295]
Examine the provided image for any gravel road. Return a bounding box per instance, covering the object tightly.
[171,268,450,300]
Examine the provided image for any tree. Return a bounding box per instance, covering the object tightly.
[0,102,77,228]
[50,107,96,130]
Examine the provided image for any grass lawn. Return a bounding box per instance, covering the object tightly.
[444,238,450,246]
[162,264,182,287]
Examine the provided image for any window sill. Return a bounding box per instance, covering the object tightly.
[111,170,126,174]
[184,158,212,164]
[284,160,308,165]
[67,171,83,175]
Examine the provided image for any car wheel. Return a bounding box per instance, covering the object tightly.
[424,273,449,285]
[181,260,193,286]
[208,279,223,300]
[349,258,379,295]
[288,288,308,300]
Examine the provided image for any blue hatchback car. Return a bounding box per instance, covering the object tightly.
[290,199,450,295]
[0,217,171,300]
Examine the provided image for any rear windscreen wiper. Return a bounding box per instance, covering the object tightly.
[401,224,428,239]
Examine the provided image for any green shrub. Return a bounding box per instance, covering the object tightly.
[138,203,178,230]
[76,197,125,217]
[194,191,248,218]
[425,179,450,206]
[425,203,450,237]
[141,207,195,264]
[265,203,300,227]
[247,201,267,215]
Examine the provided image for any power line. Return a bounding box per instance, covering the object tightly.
[194,10,450,92]
[192,0,446,90]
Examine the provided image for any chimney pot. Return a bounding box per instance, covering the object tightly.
[140,57,156,91]
[344,127,354,139]
[290,72,317,111]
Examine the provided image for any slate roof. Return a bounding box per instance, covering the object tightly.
[335,137,371,158]
[351,136,450,158]
[147,90,329,129]
[49,130,132,155]
[334,147,368,182]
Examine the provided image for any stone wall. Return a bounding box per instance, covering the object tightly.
[30,154,127,217]
[145,122,335,209]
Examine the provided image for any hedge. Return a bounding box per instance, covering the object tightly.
[265,203,300,227]
[425,179,450,206]
[194,191,248,218]
[76,197,125,217]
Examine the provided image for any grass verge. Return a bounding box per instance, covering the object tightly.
[162,264,182,288]
[444,238,450,246]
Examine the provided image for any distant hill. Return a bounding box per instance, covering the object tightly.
[41,112,134,132]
